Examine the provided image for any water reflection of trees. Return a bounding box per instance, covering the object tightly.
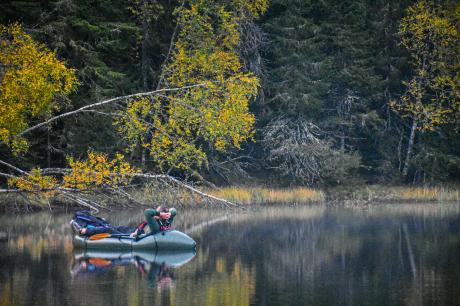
[193,205,460,305]
[0,213,74,260]
[1,205,460,305]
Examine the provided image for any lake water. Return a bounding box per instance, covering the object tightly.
[1,204,460,306]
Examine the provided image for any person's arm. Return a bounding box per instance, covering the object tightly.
[168,208,177,223]
[144,208,161,234]
[144,208,160,219]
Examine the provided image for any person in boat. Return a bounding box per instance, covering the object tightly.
[130,206,177,239]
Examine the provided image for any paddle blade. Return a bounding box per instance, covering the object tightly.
[88,233,111,240]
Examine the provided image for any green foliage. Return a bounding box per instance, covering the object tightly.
[258,0,412,184]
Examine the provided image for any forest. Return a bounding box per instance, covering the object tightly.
[0,0,459,208]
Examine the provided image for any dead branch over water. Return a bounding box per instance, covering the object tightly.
[14,84,207,138]
[0,159,239,212]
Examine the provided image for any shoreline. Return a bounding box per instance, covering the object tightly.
[0,185,459,213]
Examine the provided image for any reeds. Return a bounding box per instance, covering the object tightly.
[397,186,460,202]
[335,185,460,204]
[2,183,458,212]
[206,187,325,205]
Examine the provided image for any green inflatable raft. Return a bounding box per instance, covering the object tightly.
[73,230,196,251]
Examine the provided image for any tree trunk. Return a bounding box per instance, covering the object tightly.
[141,147,146,170]
[140,12,148,168]
[402,118,417,177]
[47,126,51,168]
[141,0,150,91]
[340,130,345,151]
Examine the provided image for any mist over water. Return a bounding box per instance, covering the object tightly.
[1,204,460,306]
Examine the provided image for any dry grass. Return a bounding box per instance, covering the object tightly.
[2,184,458,212]
[397,186,460,202]
[333,185,460,204]
[206,187,325,205]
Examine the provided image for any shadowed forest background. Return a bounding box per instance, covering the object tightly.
[0,0,459,194]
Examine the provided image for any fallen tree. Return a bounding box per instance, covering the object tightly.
[0,156,239,212]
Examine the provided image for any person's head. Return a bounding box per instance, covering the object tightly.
[156,205,169,213]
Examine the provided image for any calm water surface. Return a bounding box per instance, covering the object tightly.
[1,204,460,306]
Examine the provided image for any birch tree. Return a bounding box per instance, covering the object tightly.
[115,0,268,172]
[391,1,460,177]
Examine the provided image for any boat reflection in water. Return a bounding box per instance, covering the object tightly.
[71,250,196,290]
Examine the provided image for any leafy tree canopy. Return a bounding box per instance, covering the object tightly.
[115,0,268,172]
[392,1,460,130]
[0,23,78,153]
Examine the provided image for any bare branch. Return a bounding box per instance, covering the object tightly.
[135,173,239,207]
[40,168,70,175]
[0,159,28,175]
[2,162,240,208]
[80,110,122,117]
[15,83,207,138]
[61,191,100,213]
[155,0,186,90]
[0,171,18,179]
[0,188,23,193]
[103,184,145,207]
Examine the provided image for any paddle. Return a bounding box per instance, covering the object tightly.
[88,233,131,240]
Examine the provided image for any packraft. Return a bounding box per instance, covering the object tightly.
[70,211,196,251]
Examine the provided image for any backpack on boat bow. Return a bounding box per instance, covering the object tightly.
[71,211,135,237]
[70,211,113,236]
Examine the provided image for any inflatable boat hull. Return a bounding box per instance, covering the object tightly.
[73,230,196,251]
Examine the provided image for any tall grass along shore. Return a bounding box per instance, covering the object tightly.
[207,187,325,205]
[327,185,460,204]
[1,185,459,212]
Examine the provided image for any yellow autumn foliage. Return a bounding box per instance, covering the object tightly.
[0,23,78,153]
[392,1,460,130]
[115,0,267,172]
[8,168,58,197]
[63,151,139,190]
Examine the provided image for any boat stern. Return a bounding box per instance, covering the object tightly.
[152,230,196,251]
